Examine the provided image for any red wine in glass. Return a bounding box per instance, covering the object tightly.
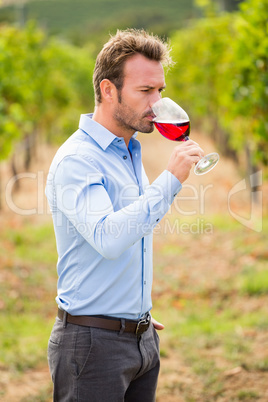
[152,97,219,175]
[153,120,190,142]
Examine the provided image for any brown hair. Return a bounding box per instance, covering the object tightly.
[93,29,173,104]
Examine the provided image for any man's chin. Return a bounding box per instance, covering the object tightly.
[139,122,155,134]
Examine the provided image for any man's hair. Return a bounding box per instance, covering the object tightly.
[93,29,173,104]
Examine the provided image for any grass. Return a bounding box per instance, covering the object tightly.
[3,223,57,265]
[240,268,268,296]
[21,385,53,402]
[0,313,54,371]
[0,219,57,375]
[237,390,259,400]
[155,297,268,340]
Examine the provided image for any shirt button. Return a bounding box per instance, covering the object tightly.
[123,155,127,160]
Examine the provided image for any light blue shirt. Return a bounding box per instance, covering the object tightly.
[46,113,182,319]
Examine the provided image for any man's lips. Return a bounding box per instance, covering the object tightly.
[144,112,156,121]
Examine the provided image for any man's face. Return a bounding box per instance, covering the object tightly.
[113,54,166,134]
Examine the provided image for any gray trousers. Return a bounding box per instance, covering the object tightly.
[48,317,160,401]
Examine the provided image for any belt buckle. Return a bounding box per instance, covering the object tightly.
[135,314,150,336]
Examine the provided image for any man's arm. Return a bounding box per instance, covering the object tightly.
[53,155,181,259]
[53,139,204,260]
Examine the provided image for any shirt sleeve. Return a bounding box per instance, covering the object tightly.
[54,155,182,260]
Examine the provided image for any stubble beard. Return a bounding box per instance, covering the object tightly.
[113,98,154,134]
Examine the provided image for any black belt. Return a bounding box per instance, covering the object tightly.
[57,308,151,336]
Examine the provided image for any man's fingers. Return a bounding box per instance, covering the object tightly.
[174,143,205,159]
[167,140,205,183]
[175,140,205,157]
[151,317,165,331]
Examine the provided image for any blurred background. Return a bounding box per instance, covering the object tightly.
[0,0,267,400]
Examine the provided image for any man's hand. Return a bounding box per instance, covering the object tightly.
[167,140,204,183]
[151,317,165,330]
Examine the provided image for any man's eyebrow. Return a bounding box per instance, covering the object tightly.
[137,85,166,90]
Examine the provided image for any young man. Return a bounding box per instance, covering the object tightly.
[46,29,204,401]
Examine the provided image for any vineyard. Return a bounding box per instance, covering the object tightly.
[0,0,197,43]
[0,0,267,186]
[0,0,268,400]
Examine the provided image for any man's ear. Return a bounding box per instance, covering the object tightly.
[99,79,117,103]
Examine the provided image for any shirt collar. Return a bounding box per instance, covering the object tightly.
[79,113,138,151]
[79,113,116,150]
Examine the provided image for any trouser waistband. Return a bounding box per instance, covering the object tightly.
[57,308,151,336]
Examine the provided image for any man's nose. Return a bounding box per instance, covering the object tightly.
[150,92,162,108]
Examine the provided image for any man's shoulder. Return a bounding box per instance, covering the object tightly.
[52,129,103,167]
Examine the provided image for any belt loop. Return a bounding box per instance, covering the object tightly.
[119,319,125,335]
[62,310,67,328]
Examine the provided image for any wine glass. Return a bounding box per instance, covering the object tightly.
[152,97,219,175]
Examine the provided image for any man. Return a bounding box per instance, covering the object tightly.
[46,29,204,401]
